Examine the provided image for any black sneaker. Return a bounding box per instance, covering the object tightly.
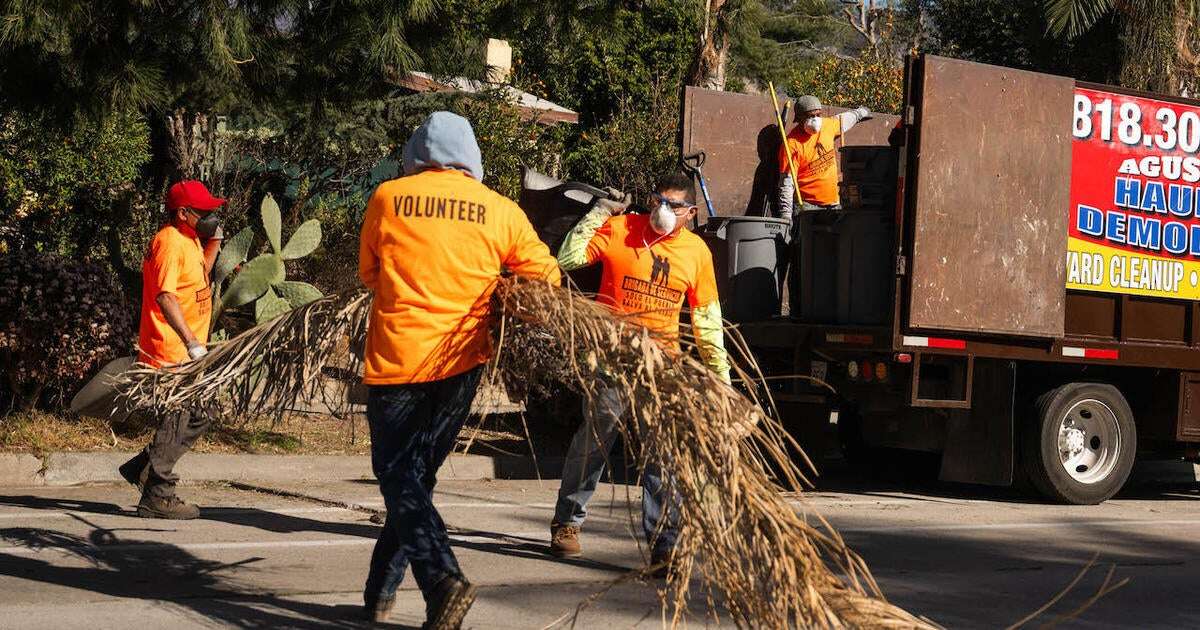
[118,453,149,491]
[136,494,200,520]
[422,575,476,630]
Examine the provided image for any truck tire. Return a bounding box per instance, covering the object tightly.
[1022,383,1136,505]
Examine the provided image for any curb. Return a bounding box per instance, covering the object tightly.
[0,452,501,487]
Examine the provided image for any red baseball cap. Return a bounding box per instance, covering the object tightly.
[166,180,226,212]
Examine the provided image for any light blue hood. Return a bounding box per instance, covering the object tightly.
[402,111,484,182]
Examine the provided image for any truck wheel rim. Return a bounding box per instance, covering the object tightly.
[1056,399,1121,485]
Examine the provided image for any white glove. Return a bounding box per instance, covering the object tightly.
[597,187,632,215]
[855,106,872,121]
[187,342,208,361]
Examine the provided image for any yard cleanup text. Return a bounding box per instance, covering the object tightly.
[1068,87,1200,300]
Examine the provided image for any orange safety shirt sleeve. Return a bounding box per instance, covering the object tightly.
[584,217,615,266]
[503,208,562,284]
[146,238,182,298]
[687,250,720,308]
[358,194,383,291]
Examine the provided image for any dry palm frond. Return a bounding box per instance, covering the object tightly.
[115,289,371,419]
[491,276,932,629]
[115,277,932,628]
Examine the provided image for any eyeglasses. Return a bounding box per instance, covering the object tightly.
[653,193,695,210]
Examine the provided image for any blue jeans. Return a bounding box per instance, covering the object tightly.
[552,387,679,555]
[363,366,483,605]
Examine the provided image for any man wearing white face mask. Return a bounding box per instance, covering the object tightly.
[547,171,731,574]
[777,95,872,218]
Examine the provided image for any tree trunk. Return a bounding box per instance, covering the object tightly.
[1118,2,1178,94]
[1172,1,1200,96]
[687,0,730,90]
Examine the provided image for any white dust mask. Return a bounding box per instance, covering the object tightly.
[804,116,823,134]
[650,201,677,235]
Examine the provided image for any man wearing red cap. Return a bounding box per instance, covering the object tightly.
[118,180,225,519]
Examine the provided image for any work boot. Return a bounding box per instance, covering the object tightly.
[117,453,150,491]
[549,524,582,558]
[136,493,200,520]
[422,574,476,630]
[363,594,395,623]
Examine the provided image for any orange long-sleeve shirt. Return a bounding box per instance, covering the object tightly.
[779,115,843,206]
[358,169,561,384]
[138,224,212,367]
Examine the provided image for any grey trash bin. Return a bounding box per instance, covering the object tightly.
[700,216,791,323]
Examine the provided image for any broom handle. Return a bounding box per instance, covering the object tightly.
[768,82,804,209]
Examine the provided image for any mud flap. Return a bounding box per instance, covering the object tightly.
[939,360,1015,486]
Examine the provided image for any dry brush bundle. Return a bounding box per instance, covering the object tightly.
[492,276,932,629]
[115,289,372,419]
[114,276,932,628]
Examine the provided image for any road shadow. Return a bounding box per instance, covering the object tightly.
[0,515,406,629]
[450,524,634,574]
[0,494,131,516]
[208,506,382,540]
[838,515,1200,628]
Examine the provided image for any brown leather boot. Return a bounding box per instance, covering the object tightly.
[136,494,200,520]
[549,524,582,558]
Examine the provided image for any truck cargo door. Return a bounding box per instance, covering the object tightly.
[907,56,1073,337]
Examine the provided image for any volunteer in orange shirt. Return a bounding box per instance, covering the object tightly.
[547,171,731,574]
[357,111,559,628]
[777,95,872,216]
[118,180,224,520]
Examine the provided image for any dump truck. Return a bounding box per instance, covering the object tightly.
[683,54,1200,504]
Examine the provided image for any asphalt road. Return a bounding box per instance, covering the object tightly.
[0,471,1198,628]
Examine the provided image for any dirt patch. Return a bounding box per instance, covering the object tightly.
[0,410,372,456]
[0,410,556,457]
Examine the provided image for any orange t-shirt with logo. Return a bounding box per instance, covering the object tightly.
[138,224,212,367]
[585,214,719,339]
[778,115,843,206]
[358,169,561,384]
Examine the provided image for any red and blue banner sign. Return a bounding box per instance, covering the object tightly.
[1068,87,1200,299]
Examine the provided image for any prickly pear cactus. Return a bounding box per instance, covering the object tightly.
[212,194,324,326]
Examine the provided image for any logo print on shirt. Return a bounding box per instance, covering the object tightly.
[801,143,837,178]
[650,252,671,286]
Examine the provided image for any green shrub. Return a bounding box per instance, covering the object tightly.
[383,89,569,200]
[789,49,904,115]
[0,110,150,256]
[564,96,680,202]
[0,253,134,411]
